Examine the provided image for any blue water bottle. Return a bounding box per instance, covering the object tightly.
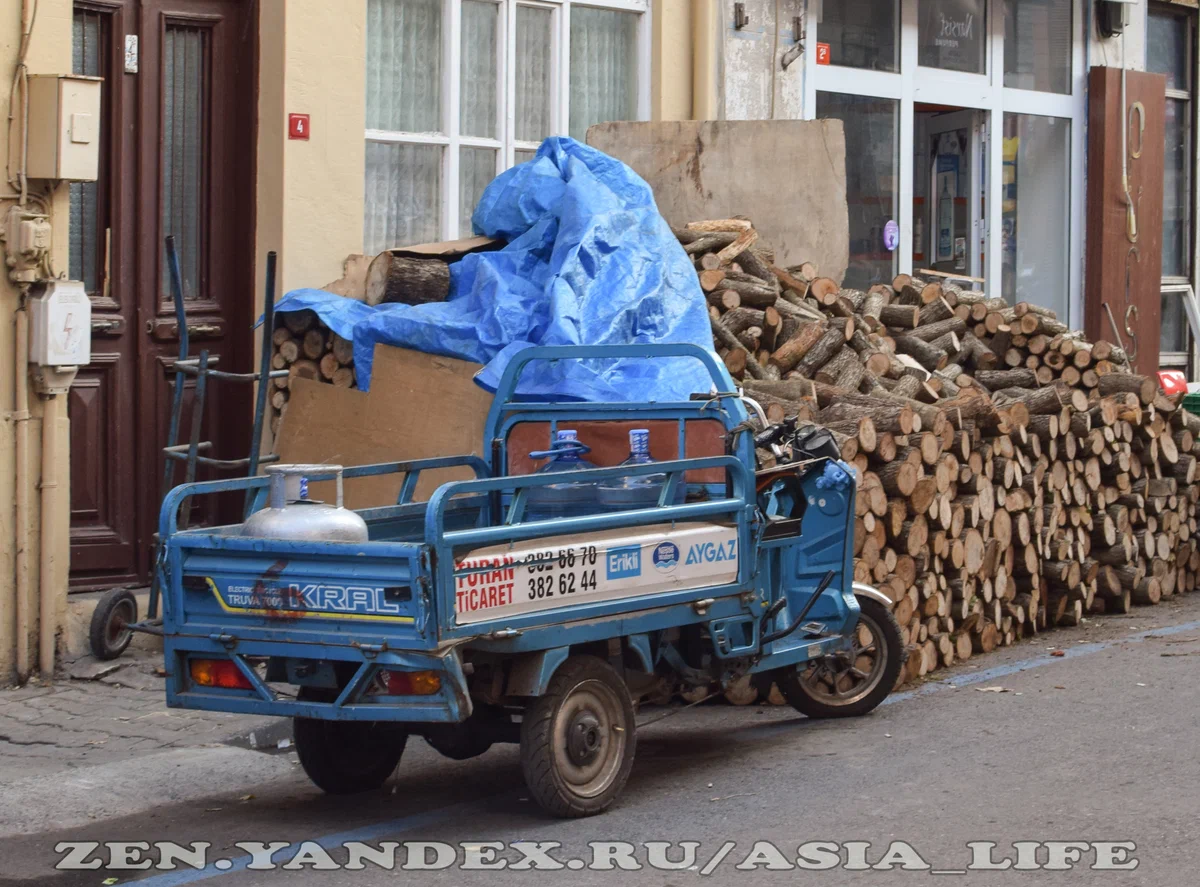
[525,430,600,520]
[597,429,686,511]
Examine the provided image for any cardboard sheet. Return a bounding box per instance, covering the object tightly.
[275,345,493,508]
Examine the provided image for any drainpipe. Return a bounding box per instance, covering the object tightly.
[38,391,61,678]
[691,0,720,120]
[13,299,30,681]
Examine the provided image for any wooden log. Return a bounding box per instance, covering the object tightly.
[1097,373,1157,405]
[302,328,327,361]
[769,322,827,374]
[277,337,301,364]
[795,326,850,378]
[880,304,920,329]
[330,333,355,366]
[895,335,950,372]
[282,309,317,335]
[909,316,968,343]
[366,253,452,306]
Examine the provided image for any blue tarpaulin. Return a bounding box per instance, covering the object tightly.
[271,137,715,401]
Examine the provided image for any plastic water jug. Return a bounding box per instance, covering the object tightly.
[525,430,600,520]
[597,429,686,511]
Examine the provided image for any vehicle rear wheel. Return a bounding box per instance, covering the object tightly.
[519,655,636,818]
[775,597,904,719]
[294,690,408,794]
[423,724,493,760]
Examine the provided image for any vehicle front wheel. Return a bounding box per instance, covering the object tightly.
[294,691,408,794]
[774,597,904,719]
[519,655,636,818]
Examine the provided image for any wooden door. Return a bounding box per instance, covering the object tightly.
[69,0,257,590]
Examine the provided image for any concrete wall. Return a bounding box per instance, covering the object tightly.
[0,0,74,684]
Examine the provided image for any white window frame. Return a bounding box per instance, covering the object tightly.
[365,0,651,243]
[1150,2,1198,372]
[803,0,1086,327]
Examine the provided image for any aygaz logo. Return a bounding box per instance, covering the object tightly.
[652,542,680,573]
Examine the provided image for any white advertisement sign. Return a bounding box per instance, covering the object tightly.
[453,522,739,625]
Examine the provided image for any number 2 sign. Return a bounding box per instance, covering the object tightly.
[816,43,831,65]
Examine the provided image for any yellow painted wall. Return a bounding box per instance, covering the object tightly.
[0,0,74,684]
[256,0,367,298]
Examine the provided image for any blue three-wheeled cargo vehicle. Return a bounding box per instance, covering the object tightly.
[149,345,903,817]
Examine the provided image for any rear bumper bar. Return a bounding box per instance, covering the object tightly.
[164,639,471,724]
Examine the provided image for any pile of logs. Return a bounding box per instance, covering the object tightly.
[680,218,1200,685]
[269,309,356,435]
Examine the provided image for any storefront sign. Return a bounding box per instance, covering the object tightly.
[918,0,985,73]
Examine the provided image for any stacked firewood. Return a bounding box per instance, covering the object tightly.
[679,219,1200,685]
[269,309,356,435]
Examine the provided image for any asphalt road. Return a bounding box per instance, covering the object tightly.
[4,596,1200,887]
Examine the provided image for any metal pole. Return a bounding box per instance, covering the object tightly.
[244,251,276,518]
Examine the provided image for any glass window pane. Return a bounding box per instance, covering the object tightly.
[516,5,554,142]
[70,8,103,295]
[162,25,206,298]
[816,93,899,291]
[569,8,638,140]
[919,0,987,74]
[366,0,442,133]
[460,1,497,138]
[1147,10,1190,92]
[1003,0,1071,94]
[364,141,442,253]
[459,147,496,237]
[1001,114,1070,319]
[1163,97,1192,278]
[515,148,538,164]
[1161,292,1188,354]
[818,0,899,72]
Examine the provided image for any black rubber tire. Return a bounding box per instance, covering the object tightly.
[519,655,636,818]
[776,597,904,719]
[88,589,137,661]
[293,691,408,794]
[423,725,493,761]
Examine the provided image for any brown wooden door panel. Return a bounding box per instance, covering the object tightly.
[69,0,257,589]
[68,353,138,584]
[69,0,141,590]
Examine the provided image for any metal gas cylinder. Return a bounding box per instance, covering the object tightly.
[242,464,369,543]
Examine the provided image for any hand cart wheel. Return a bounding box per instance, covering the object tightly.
[88,588,138,660]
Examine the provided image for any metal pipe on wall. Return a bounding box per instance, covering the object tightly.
[13,302,30,681]
[38,391,59,678]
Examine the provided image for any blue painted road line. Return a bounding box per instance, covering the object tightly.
[130,618,1200,886]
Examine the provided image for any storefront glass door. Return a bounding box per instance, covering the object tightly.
[913,107,988,283]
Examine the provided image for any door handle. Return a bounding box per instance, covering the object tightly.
[187,323,221,336]
[91,318,121,333]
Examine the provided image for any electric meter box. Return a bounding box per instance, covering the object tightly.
[29,280,91,367]
[26,75,102,182]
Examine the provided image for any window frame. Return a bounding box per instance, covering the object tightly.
[804,0,1086,326]
[364,0,650,244]
[1149,2,1198,372]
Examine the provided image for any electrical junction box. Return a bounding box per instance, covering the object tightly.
[29,280,91,367]
[26,75,102,181]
